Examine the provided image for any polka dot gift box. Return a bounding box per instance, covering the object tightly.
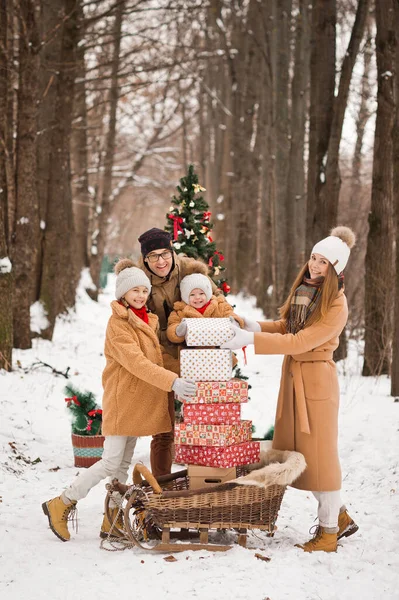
[180,348,233,381]
[185,317,235,347]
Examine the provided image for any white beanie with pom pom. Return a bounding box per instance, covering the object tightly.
[311,226,356,274]
[114,258,151,299]
[180,273,213,304]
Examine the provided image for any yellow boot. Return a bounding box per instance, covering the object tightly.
[296,526,337,553]
[338,510,359,540]
[100,506,125,539]
[42,496,77,542]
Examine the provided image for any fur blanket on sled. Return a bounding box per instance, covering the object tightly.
[232,449,306,488]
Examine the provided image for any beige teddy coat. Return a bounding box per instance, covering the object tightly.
[101,301,178,437]
[254,290,348,492]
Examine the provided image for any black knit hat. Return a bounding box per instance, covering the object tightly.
[138,228,173,257]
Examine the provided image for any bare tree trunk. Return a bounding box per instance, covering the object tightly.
[272,0,292,305]
[320,0,370,231]
[4,0,16,246]
[89,1,124,295]
[35,0,63,299]
[284,0,310,297]
[306,0,336,251]
[12,0,41,349]
[363,1,395,376]
[39,0,79,339]
[0,0,13,370]
[391,0,399,395]
[71,2,90,275]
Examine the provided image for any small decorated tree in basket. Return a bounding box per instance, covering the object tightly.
[65,384,104,467]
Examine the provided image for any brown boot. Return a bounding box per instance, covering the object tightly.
[296,526,337,553]
[99,506,125,539]
[338,510,359,540]
[42,496,77,542]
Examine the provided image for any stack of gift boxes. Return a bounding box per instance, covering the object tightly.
[174,318,260,490]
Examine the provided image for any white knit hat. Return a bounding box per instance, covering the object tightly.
[311,226,356,274]
[180,273,213,304]
[114,258,151,299]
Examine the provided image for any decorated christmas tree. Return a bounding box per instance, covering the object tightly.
[165,164,230,295]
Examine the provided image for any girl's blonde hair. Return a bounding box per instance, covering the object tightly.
[279,261,339,327]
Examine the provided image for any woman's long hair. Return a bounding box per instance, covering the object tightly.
[279,261,339,328]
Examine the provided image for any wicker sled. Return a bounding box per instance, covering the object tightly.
[104,449,306,553]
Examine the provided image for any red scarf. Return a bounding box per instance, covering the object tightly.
[119,300,149,324]
[129,305,149,324]
[194,300,212,315]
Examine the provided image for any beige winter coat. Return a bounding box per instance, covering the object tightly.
[140,254,221,358]
[101,301,178,437]
[254,290,348,491]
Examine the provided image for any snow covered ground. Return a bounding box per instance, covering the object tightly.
[1,277,398,600]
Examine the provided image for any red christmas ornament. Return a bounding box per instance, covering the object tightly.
[203,211,212,221]
[222,282,231,293]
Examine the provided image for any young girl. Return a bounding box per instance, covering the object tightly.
[166,270,244,344]
[42,259,196,542]
[222,226,358,553]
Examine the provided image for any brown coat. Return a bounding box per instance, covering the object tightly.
[101,301,178,437]
[140,254,221,358]
[254,290,348,491]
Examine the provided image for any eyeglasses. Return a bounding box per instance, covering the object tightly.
[146,250,172,263]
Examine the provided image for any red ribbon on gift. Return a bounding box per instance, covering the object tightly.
[65,396,80,406]
[167,213,184,240]
[242,346,247,365]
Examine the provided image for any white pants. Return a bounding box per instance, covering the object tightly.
[64,436,138,503]
[312,491,344,531]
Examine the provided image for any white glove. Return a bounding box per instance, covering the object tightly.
[243,316,261,332]
[175,319,187,337]
[221,328,254,350]
[172,378,197,400]
[229,316,241,329]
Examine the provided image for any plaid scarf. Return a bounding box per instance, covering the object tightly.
[287,272,345,334]
[287,275,324,334]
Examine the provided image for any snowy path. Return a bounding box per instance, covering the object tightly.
[0,282,398,600]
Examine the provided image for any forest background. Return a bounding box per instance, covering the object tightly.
[0,0,398,395]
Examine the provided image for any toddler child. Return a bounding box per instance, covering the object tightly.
[42,258,196,542]
[167,272,244,344]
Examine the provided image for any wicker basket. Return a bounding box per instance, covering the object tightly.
[71,433,105,467]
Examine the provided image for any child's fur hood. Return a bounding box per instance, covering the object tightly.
[180,258,209,277]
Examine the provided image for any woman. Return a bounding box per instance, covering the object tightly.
[222,226,358,552]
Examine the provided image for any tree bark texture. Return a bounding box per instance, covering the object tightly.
[39,0,79,339]
[89,0,124,295]
[306,0,336,251]
[391,0,399,395]
[320,0,370,233]
[363,0,395,376]
[71,2,90,275]
[0,0,13,370]
[283,0,310,299]
[12,0,41,349]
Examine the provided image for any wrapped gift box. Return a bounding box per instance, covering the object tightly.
[174,441,260,468]
[180,349,233,381]
[183,403,241,425]
[187,465,236,490]
[174,420,252,447]
[179,379,249,404]
[185,317,234,347]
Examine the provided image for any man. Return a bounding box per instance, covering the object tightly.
[138,227,220,476]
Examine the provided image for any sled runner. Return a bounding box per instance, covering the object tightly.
[103,449,306,553]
